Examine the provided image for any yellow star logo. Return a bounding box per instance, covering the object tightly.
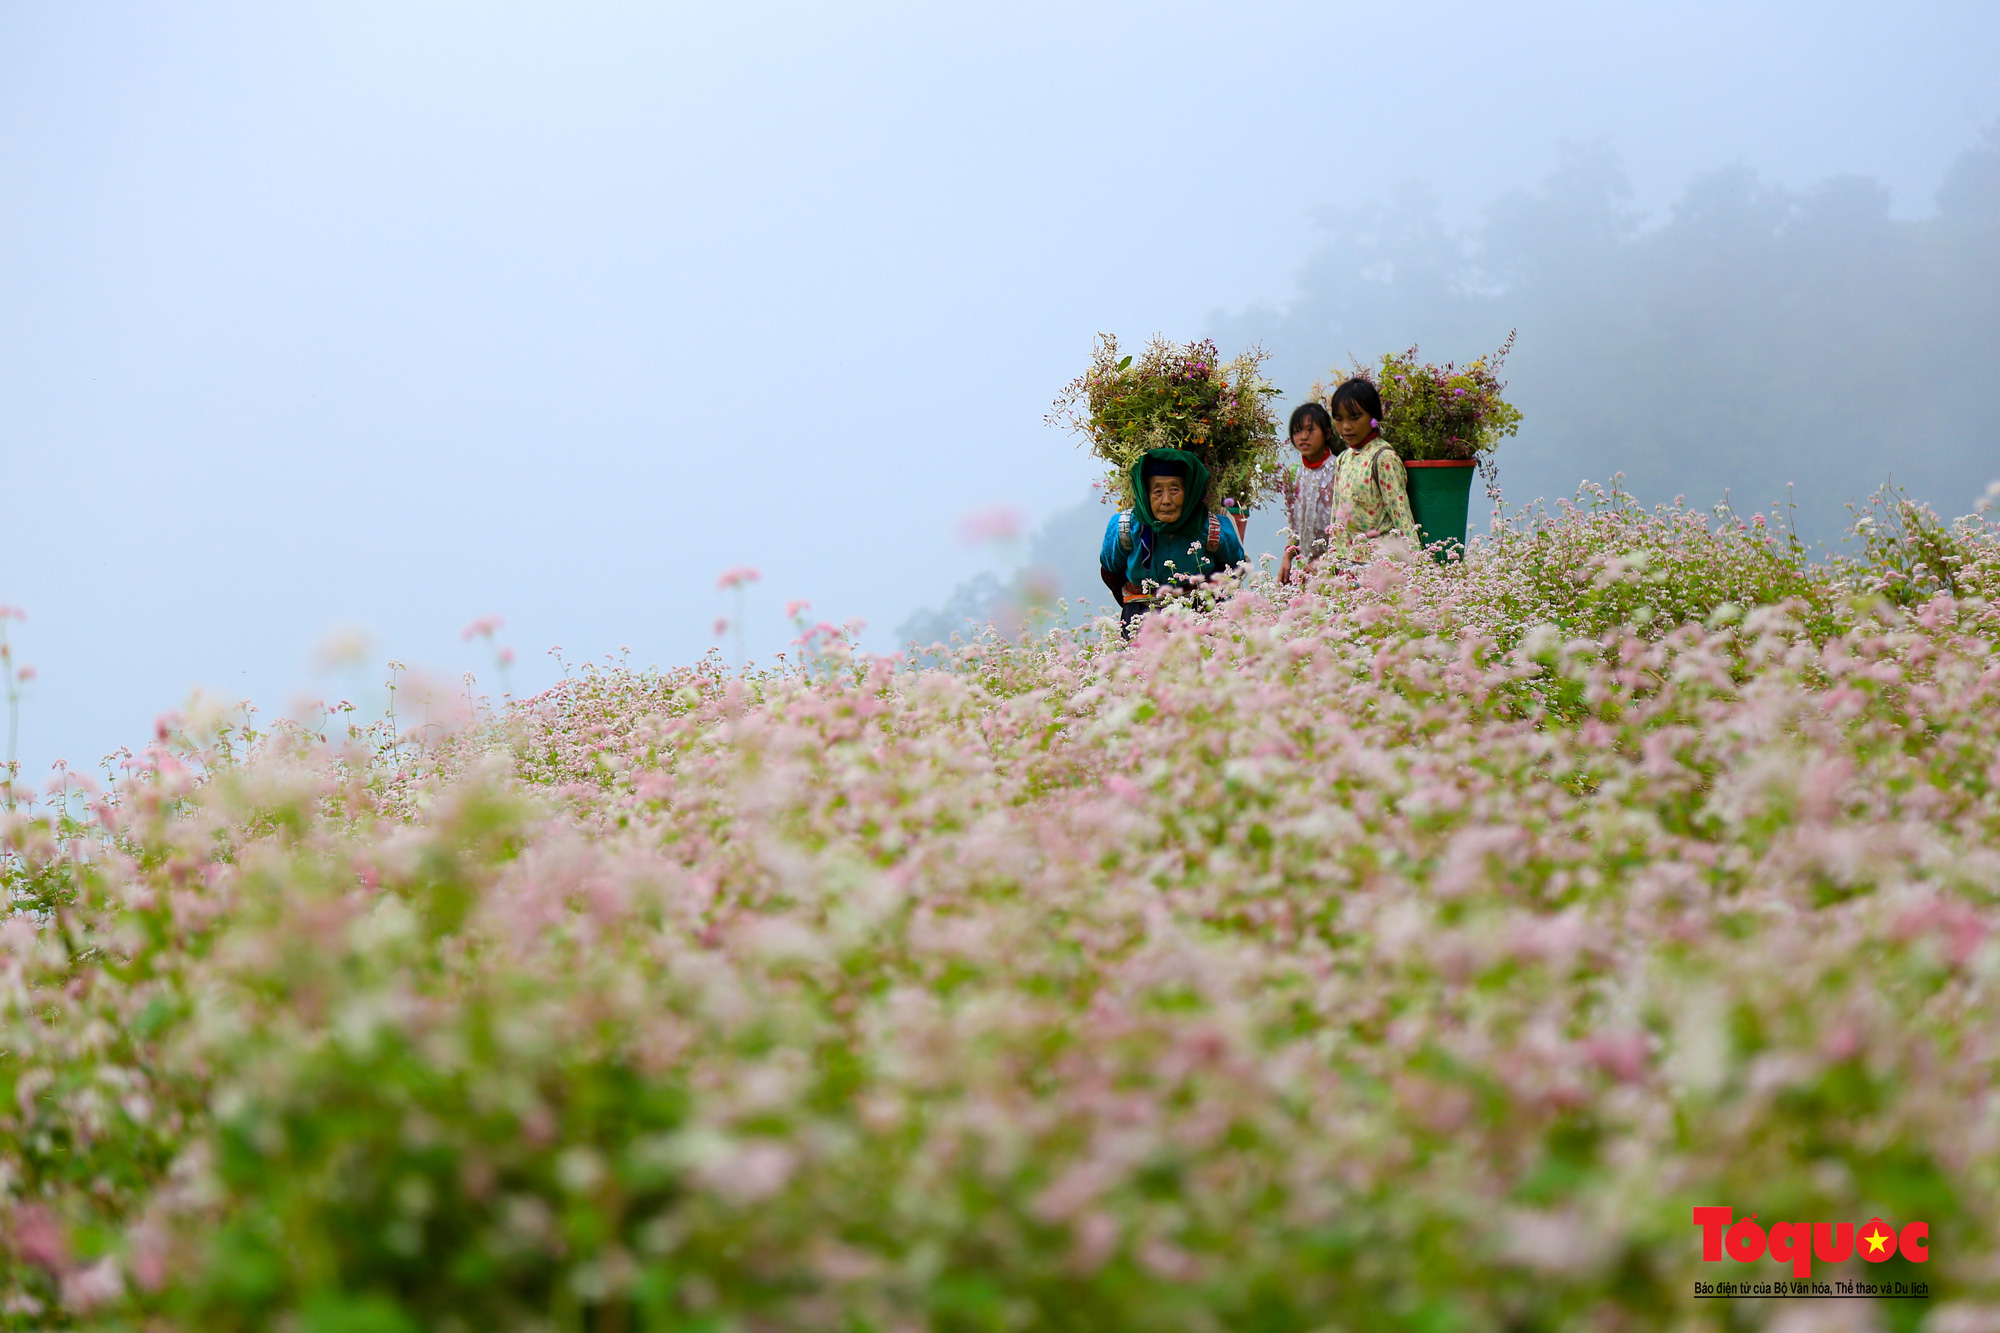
[1863,1227,1891,1256]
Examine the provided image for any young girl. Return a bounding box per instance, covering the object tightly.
[1278,400,1340,584]
[1328,377,1419,549]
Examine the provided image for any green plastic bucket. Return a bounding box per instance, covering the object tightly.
[1404,460,1476,562]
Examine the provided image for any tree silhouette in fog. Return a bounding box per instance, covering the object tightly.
[902,130,1999,638]
[1218,126,2000,538]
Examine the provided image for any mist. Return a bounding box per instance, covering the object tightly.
[1224,130,2000,537]
[3,1,1997,780]
[905,127,2000,640]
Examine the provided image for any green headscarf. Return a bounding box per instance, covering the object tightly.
[1129,448,1211,544]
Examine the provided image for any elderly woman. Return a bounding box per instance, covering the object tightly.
[1328,378,1419,548]
[1098,448,1247,633]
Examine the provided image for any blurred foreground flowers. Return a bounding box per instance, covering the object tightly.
[5,483,2000,1331]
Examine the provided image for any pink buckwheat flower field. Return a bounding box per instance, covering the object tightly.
[6,486,2000,1332]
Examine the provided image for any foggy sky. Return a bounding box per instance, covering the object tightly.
[3,1,1996,780]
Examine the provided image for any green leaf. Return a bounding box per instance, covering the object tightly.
[298,1291,422,1333]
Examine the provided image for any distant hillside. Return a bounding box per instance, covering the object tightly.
[904,127,2000,648]
[1215,127,2000,538]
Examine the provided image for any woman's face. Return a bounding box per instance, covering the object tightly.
[1291,419,1330,460]
[1147,476,1187,524]
[1331,400,1377,449]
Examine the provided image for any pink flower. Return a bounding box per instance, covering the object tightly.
[956,505,1025,546]
[716,567,761,591]
[1580,1032,1652,1083]
[1139,1238,1202,1282]
[461,615,505,641]
[13,1204,70,1273]
[62,1257,123,1313]
[127,1220,170,1292]
[692,1141,797,1205]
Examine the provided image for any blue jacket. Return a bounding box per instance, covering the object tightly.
[1098,508,1247,602]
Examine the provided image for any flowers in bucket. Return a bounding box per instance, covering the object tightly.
[1312,333,1522,561]
[1322,330,1522,462]
[1049,334,1284,510]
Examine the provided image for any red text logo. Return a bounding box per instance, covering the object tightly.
[1693,1208,1928,1279]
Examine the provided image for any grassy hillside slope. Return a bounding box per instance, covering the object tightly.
[5,485,2000,1332]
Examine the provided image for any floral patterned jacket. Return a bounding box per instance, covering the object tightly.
[1332,436,1419,545]
[1280,450,1342,563]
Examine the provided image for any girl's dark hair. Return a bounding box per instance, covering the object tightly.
[1287,401,1332,440]
[1329,377,1385,424]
